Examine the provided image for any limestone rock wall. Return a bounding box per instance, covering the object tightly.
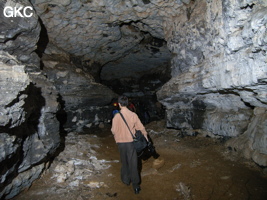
[0,0,120,197]
[225,107,267,167]
[0,0,40,69]
[157,0,267,166]
[41,48,117,131]
[0,54,60,200]
[0,0,60,199]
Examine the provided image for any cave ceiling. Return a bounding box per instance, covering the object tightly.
[30,0,185,81]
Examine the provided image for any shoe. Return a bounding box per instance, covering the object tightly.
[134,187,141,194]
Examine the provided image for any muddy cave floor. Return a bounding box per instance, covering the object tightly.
[12,120,267,200]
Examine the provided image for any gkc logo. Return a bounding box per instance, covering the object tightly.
[3,6,34,18]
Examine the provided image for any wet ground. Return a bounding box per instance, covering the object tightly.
[12,120,267,200]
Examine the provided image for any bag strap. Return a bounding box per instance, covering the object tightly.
[119,112,135,139]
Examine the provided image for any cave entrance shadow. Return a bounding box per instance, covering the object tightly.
[35,18,49,59]
[12,83,46,138]
[56,94,67,135]
[53,94,68,157]
[35,18,49,71]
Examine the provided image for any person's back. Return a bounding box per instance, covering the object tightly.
[111,95,148,194]
[112,104,146,143]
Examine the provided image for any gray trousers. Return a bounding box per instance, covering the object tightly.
[118,142,140,189]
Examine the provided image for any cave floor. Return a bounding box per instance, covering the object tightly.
[12,120,267,200]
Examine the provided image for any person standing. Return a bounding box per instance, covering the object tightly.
[111,95,148,194]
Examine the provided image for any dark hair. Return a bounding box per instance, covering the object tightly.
[118,95,128,107]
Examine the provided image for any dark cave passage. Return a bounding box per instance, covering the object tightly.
[45,30,173,129]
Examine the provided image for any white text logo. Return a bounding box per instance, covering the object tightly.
[3,6,33,18]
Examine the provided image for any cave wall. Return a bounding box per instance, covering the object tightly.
[0,0,61,198]
[157,0,267,166]
[41,49,117,131]
[0,0,118,198]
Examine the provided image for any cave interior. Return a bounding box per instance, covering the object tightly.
[0,0,267,199]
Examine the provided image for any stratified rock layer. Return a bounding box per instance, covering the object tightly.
[0,54,60,199]
[157,0,267,165]
[42,50,117,131]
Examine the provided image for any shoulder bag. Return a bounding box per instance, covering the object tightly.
[119,112,148,153]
